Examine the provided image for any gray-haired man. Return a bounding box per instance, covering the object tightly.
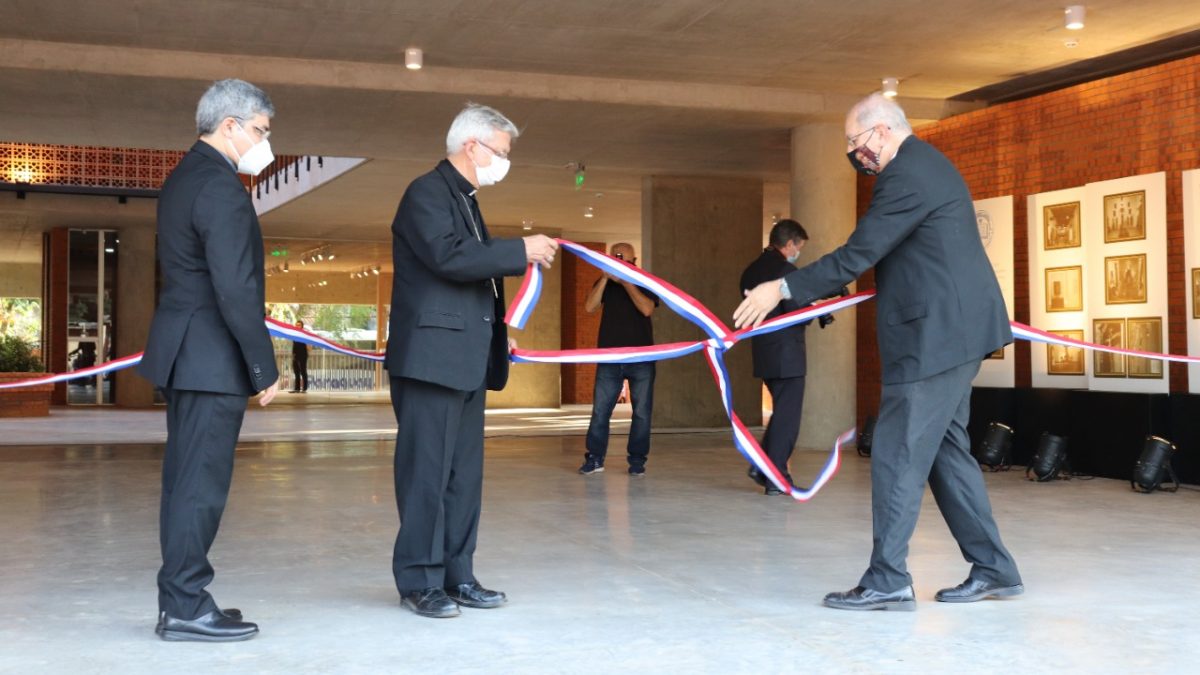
[138,79,280,641]
[384,103,557,618]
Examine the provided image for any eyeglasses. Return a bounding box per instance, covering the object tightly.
[846,127,875,146]
[234,117,271,139]
[475,139,509,160]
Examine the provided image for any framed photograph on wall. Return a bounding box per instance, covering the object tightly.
[1043,202,1081,250]
[1193,269,1200,319]
[1093,319,1125,378]
[1047,330,1085,375]
[1045,265,1083,312]
[1126,317,1163,379]
[1103,190,1146,243]
[985,348,1005,360]
[1104,254,1147,305]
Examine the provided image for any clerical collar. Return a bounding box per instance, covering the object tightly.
[442,158,477,198]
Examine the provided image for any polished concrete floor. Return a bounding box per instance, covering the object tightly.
[2,431,1199,674]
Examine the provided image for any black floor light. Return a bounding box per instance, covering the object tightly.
[1027,432,1069,482]
[857,415,877,458]
[1131,436,1179,493]
[975,422,1013,471]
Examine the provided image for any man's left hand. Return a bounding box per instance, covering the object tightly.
[508,337,518,353]
[734,280,783,329]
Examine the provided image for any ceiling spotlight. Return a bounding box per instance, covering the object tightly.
[405,47,423,70]
[317,253,324,261]
[881,77,899,99]
[372,267,380,275]
[522,219,534,231]
[327,252,336,261]
[283,262,289,272]
[299,258,306,266]
[1064,5,1085,30]
[584,206,595,218]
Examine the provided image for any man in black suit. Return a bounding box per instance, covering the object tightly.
[735,93,1022,611]
[740,219,809,495]
[385,103,558,619]
[291,319,309,393]
[137,79,280,641]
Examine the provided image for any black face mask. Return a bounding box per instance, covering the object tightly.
[846,128,882,175]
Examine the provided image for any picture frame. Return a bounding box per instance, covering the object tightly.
[1047,330,1085,376]
[1043,202,1081,250]
[1193,269,1200,320]
[1126,316,1163,379]
[1103,190,1146,243]
[1092,319,1125,378]
[1044,265,1083,313]
[1104,254,1147,305]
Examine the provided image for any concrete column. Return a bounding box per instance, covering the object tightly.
[114,223,157,407]
[789,122,859,446]
[376,272,391,390]
[643,176,762,428]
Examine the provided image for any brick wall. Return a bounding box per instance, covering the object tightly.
[561,241,606,403]
[857,54,1200,426]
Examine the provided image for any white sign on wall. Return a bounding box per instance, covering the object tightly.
[1184,170,1200,393]
[973,195,1015,388]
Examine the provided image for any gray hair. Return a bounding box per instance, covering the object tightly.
[850,93,913,135]
[195,79,276,136]
[445,103,520,155]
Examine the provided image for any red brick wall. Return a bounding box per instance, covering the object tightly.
[561,242,606,403]
[857,54,1200,426]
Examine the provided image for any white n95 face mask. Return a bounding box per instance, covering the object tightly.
[229,122,275,176]
[473,151,510,187]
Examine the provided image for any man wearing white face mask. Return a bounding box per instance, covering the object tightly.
[138,78,280,641]
[738,219,811,495]
[385,103,558,618]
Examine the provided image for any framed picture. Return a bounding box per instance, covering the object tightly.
[1047,330,1085,375]
[1045,265,1083,312]
[1105,254,1147,305]
[1093,319,1125,378]
[1103,190,1146,243]
[1193,269,1200,319]
[1043,202,1081,250]
[1126,317,1164,379]
[985,347,1005,360]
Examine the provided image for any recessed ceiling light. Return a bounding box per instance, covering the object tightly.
[881,77,899,99]
[584,206,595,218]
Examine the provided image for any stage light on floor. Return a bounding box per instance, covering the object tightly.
[1027,432,1069,481]
[975,422,1013,471]
[857,415,877,458]
[1131,435,1179,493]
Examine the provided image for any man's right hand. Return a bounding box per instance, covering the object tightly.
[523,235,559,269]
[258,379,280,407]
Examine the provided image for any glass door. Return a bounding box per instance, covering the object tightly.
[66,230,118,404]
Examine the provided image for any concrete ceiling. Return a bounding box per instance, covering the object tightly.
[1,0,1198,251]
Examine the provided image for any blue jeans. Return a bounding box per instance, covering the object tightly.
[585,362,655,468]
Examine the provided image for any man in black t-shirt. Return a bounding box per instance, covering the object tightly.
[291,320,309,393]
[579,243,659,476]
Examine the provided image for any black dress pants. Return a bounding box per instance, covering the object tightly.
[158,387,248,619]
[390,376,486,593]
[762,375,806,479]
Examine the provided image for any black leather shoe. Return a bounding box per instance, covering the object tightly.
[156,608,241,635]
[935,578,1024,603]
[445,582,507,609]
[159,610,259,642]
[401,587,461,618]
[747,466,767,487]
[823,585,916,611]
[765,484,786,496]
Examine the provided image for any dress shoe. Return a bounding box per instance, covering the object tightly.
[823,585,916,611]
[156,608,241,635]
[401,587,461,618]
[935,578,1024,603]
[445,582,507,609]
[158,610,259,642]
[747,466,767,487]
[765,484,786,496]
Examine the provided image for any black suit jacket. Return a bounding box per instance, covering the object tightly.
[740,248,807,379]
[783,136,1011,385]
[384,160,527,392]
[137,141,277,395]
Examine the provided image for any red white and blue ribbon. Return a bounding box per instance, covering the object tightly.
[264,318,385,362]
[0,352,144,390]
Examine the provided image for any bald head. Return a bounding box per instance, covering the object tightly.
[611,242,637,265]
